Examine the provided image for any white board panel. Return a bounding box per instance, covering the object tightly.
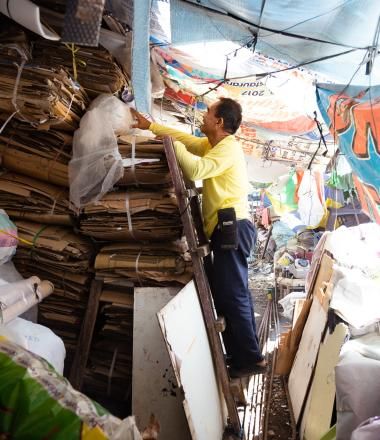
[132,286,191,440]
[288,296,328,423]
[157,280,226,440]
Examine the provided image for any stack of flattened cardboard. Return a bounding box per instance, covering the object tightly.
[0,122,72,187]
[0,172,71,226]
[32,40,128,98]
[13,220,95,373]
[0,132,170,190]
[95,241,192,287]
[0,20,31,64]
[0,62,88,131]
[118,136,171,186]
[79,189,181,241]
[84,289,134,403]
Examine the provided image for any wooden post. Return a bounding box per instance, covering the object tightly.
[69,279,103,390]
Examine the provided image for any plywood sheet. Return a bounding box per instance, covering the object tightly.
[132,286,191,440]
[288,296,328,423]
[300,323,348,440]
[309,253,334,300]
[157,281,226,440]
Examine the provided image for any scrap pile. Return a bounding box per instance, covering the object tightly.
[0,17,126,380]
[276,223,380,439]
[81,137,190,407]
[0,15,191,416]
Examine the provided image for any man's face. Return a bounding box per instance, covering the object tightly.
[200,102,219,136]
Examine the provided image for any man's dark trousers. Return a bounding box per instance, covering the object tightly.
[208,219,263,369]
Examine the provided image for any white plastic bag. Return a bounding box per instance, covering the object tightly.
[297,170,325,228]
[278,291,307,320]
[69,94,134,209]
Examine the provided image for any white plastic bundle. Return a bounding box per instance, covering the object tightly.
[69,94,134,209]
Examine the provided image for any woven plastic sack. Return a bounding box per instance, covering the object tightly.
[0,209,17,265]
[0,337,142,440]
[69,94,133,209]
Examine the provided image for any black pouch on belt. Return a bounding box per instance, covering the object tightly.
[217,207,238,250]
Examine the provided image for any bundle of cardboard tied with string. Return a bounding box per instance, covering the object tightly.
[117,135,171,187]
[0,62,88,131]
[95,240,192,287]
[32,39,128,98]
[79,189,182,241]
[13,220,95,372]
[0,172,72,225]
[0,121,72,187]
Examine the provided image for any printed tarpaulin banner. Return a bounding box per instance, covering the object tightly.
[316,83,380,223]
[152,45,318,135]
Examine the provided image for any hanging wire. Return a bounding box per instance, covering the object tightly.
[198,47,358,98]
[259,0,355,38]
[181,0,373,50]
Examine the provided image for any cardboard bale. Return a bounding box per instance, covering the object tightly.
[32,39,128,98]
[13,220,95,371]
[0,122,72,187]
[79,189,181,241]
[117,136,171,187]
[0,63,88,131]
[95,241,193,287]
[0,172,72,225]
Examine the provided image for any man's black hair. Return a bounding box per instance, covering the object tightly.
[214,97,242,134]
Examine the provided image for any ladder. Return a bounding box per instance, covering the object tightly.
[164,136,242,436]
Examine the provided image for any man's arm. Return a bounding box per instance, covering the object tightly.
[131,109,209,157]
[174,141,233,181]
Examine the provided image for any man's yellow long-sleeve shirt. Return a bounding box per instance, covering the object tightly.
[150,123,250,238]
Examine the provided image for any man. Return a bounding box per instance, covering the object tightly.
[131,98,265,377]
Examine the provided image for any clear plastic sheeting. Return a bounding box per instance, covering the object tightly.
[69,94,134,209]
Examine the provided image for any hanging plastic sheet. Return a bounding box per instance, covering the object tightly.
[316,83,380,224]
[266,171,298,216]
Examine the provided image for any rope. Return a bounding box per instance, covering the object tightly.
[64,43,86,82]
[0,229,33,246]
[135,250,143,287]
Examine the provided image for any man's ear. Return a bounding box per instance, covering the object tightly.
[217,117,224,128]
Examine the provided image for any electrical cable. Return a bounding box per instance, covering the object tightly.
[199,47,358,97]
[259,0,355,38]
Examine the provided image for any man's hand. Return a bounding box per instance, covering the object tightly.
[131,108,151,130]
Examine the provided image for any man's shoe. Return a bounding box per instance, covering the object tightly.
[229,362,267,379]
